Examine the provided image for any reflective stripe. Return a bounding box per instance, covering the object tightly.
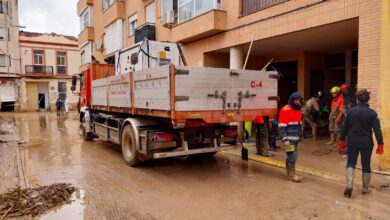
[279,123,287,127]
[282,136,300,141]
[288,122,301,125]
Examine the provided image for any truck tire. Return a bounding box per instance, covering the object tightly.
[121,125,140,166]
[82,118,93,141]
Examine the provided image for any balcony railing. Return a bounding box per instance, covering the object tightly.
[25,65,54,75]
[135,23,156,44]
[57,66,67,74]
[241,0,288,16]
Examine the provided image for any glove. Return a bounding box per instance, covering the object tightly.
[338,140,346,153]
[282,141,295,152]
[281,141,290,150]
[376,144,384,155]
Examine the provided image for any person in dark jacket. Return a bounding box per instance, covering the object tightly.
[279,92,303,182]
[338,89,384,198]
[56,98,63,116]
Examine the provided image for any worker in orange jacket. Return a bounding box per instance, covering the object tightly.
[254,116,274,157]
[279,92,304,182]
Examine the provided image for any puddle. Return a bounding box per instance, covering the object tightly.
[39,189,85,220]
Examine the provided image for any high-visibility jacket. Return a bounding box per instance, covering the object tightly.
[278,104,302,142]
[330,95,344,117]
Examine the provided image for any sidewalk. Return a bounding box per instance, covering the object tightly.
[222,137,390,192]
[0,117,30,219]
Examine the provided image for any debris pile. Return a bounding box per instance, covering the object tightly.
[0,183,76,218]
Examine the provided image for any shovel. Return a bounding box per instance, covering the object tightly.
[238,136,248,161]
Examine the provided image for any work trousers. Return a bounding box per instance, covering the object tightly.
[347,146,373,173]
[57,107,62,116]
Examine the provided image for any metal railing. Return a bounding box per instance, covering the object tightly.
[25,65,54,75]
[241,0,288,16]
[57,66,67,74]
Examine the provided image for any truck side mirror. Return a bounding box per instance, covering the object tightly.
[131,53,138,65]
[71,75,77,91]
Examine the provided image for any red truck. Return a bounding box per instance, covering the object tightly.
[72,40,278,166]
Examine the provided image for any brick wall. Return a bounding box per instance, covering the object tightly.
[357,0,382,111]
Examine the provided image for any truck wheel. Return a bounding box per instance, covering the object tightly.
[82,118,93,141]
[121,125,140,166]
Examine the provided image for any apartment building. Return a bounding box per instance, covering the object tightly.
[19,32,80,111]
[0,0,21,111]
[77,0,390,170]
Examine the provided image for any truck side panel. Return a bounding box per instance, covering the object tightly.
[174,67,278,111]
[91,78,108,106]
[133,65,171,111]
[108,74,131,108]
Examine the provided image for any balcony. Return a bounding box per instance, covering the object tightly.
[241,0,289,16]
[57,66,67,75]
[171,10,226,43]
[103,0,125,27]
[25,65,54,76]
[135,23,156,44]
[77,0,93,15]
[78,27,94,45]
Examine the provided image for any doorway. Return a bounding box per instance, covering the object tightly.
[38,94,46,109]
[270,61,298,109]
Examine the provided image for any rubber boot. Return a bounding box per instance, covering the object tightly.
[331,133,339,148]
[312,126,318,141]
[362,172,372,194]
[344,167,354,198]
[326,132,335,145]
[286,163,303,182]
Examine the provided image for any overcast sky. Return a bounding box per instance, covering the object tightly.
[19,0,80,36]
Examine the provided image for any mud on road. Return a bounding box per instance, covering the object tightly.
[1,112,390,220]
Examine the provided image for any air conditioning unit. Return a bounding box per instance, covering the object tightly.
[162,10,176,27]
[166,10,175,24]
[96,40,104,52]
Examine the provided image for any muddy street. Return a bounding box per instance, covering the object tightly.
[1,112,389,219]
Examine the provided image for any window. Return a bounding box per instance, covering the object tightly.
[161,0,177,23]
[58,82,67,100]
[80,7,92,31]
[103,0,116,10]
[0,28,5,40]
[33,50,44,65]
[0,1,3,14]
[57,52,67,74]
[178,0,221,23]
[145,2,156,24]
[0,54,5,67]
[128,14,137,36]
[81,50,86,65]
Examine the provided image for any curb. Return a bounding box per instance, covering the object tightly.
[222,150,346,183]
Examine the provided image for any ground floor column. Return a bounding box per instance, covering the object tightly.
[230,46,245,137]
[379,0,390,170]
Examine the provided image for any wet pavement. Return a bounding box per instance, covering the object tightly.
[1,112,390,219]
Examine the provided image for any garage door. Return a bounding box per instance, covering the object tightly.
[0,85,16,102]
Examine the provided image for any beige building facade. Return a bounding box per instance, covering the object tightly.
[0,0,21,111]
[77,0,390,170]
[19,32,80,111]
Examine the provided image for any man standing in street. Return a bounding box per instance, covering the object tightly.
[279,92,303,182]
[56,98,62,117]
[327,86,344,147]
[254,116,274,157]
[338,89,384,197]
